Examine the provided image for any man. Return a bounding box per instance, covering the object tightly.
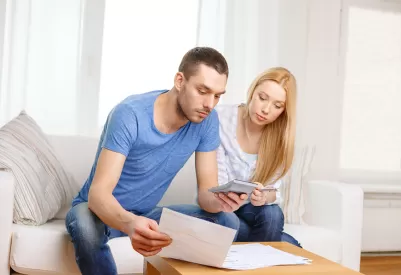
[65,47,249,275]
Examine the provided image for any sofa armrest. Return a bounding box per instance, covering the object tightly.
[0,171,14,275]
[303,180,363,271]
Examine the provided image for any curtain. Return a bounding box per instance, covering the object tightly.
[0,0,83,135]
[1,0,282,136]
[0,0,310,224]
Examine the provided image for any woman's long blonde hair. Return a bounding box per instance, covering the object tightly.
[243,67,297,186]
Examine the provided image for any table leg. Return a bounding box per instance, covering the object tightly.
[144,260,161,275]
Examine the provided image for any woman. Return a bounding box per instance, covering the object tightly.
[215,67,301,247]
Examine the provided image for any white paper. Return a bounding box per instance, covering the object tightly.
[158,208,237,267]
[222,243,312,270]
[158,209,312,270]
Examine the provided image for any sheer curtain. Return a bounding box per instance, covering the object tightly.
[0,0,83,135]
[0,0,277,137]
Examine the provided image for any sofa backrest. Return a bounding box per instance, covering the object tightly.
[48,135,199,215]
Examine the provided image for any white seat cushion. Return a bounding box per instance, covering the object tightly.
[284,223,342,263]
[9,219,342,274]
[10,220,144,275]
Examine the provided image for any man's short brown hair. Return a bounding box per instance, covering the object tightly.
[178,47,229,79]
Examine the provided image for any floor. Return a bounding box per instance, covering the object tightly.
[360,256,401,275]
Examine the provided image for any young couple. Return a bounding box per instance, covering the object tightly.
[65,47,300,275]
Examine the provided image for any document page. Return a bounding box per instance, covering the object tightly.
[158,208,236,268]
[222,243,312,270]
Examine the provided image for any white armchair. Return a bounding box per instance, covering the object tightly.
[302,180,364,271]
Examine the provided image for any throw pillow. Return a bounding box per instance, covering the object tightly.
[0,111,77,225]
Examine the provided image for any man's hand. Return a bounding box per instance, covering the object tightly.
[214,192,248,212]
[128,216,172,257]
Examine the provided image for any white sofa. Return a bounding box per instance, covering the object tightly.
[0,135,364,275]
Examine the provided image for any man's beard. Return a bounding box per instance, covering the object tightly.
[176,89,191,121]
[176,100,190,121]
[176,86,211,122]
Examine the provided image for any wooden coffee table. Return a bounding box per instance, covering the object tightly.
[144,242,364,274]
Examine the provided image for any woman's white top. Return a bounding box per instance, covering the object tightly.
[215,104,281,205]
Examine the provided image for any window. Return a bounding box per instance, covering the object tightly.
[1,0,82,135]
[98,0,200,128]
[339,0,401,178]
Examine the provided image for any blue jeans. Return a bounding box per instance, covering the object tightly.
[65,203,239,275]
[235,203,302,248]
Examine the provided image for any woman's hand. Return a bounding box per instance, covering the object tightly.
[250,182,267,206]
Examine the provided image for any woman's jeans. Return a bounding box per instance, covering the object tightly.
[65,203,239,275]
[235,203,302,248]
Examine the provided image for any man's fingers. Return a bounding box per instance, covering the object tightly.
[218,193,237,208]
[134,247,162,257]
[136,225,171,242]
[226,193,243,204]
[147,219,160,231]
[132,232,171,248]
[132,224,172,248]
[132,240,163,252]
[215,195,234,212]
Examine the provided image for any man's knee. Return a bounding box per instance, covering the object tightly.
[214,212,240,231]
[65,203,107,252]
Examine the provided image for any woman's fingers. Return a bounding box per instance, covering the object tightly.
[253,182,264,189]
[251,193,262,201]
[253,189,262,197]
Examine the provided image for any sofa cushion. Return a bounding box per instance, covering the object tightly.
[0,111,77,225]
[284,223,342,264]
[9,220,342,275]
[10,220,144,275]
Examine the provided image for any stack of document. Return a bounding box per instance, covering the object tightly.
[158,208,312,270]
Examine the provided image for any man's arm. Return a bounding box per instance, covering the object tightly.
[195,150,248,213]
[88,148,171,256]
[195,111,247,213]
[88,148,136,235]
[86,103,171,256]
[87,103,138,234]
[195,150,224,213]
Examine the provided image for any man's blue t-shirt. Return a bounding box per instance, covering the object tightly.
[71,90,220,214]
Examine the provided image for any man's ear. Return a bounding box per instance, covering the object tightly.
[174,72,184,92]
